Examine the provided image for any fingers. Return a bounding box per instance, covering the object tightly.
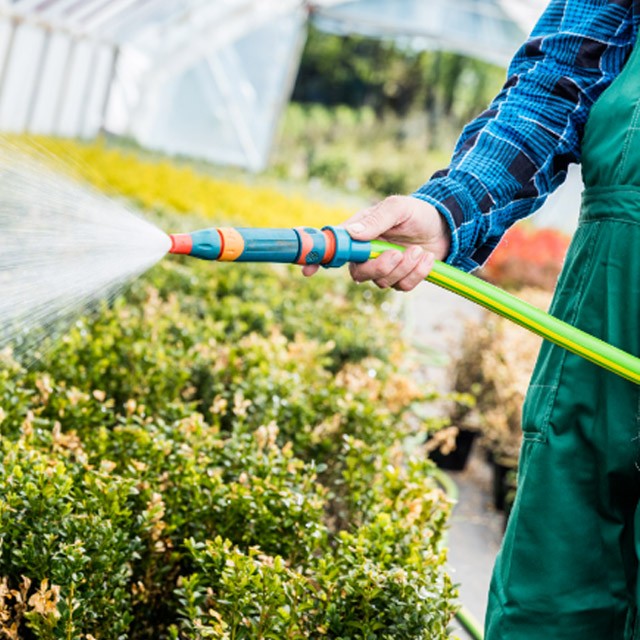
[302,264,320,277]
[349,246,434,292]
[344,196,408,241]
[393,250,435,291]
[340,206,371,229]
[350,249,403,286]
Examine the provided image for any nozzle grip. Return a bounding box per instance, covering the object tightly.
[232,228,300,263]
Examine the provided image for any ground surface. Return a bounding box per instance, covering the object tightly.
[400,279,505,638]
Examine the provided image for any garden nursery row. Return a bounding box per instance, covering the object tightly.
[0,140,458,639]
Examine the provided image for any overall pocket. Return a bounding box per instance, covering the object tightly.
[520,224,596,442]
[521,378,557,443]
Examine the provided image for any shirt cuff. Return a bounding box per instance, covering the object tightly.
[412,176,482,272]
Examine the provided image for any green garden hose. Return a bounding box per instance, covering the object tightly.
[371,240,640,385]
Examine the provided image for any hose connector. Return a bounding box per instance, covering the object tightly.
[321,226,371,268]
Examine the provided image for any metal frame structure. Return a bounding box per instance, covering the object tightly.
[0,0,544,170]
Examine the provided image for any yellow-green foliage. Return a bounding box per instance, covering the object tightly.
[30,136,349,228]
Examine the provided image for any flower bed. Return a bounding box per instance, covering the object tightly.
[0,140,457,639]
[34,137,349,229]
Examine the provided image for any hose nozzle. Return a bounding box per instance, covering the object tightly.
[167,226,371,266]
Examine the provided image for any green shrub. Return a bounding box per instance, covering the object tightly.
[308,153,351,185]
[0,433,143,639]
[364,167,410,197]
[91,416,328,563]
[172,440,456,639]
[0,239,456,638]
[0,351,34,440]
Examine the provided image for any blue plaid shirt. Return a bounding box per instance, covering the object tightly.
[413,0,640,271]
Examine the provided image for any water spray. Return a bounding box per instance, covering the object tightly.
[168,225,640,385]
[0,144,171,360]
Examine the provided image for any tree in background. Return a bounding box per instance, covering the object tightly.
[275,26,505,195]
[293,26,426,116]
[293,25,505,141]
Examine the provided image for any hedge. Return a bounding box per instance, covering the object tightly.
[0,141,457,638]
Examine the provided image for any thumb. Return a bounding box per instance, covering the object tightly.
[344,203,398,241]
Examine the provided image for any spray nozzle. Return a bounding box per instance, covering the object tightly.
[167,226,371,267]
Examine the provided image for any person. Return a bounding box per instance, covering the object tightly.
[304,1,640,638]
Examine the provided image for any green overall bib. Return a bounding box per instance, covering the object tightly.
[484,36,640,640]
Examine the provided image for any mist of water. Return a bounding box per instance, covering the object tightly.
[0,142,171,361]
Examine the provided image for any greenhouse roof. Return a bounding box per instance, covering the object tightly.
[310,0,540,67]
[0,0,546,169]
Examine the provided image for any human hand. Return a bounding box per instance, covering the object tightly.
[302,195,451,291]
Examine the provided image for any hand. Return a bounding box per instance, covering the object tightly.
[303,195,451,291]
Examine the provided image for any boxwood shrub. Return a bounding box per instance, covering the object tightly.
[0,221,456,638]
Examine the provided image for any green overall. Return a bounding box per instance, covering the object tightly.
[484,36,640,640]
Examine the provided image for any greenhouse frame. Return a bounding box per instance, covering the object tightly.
[0,0,545,170]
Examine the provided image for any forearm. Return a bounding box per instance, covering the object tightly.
[414,0,638,271]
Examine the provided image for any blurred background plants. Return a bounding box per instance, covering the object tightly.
[271,27,505,198]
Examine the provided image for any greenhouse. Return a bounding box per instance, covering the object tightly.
[0,0,543,169]
[2,1,632,639]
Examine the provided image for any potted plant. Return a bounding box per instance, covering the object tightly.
[449,288,553,508]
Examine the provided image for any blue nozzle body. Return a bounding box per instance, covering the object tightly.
[169,226,372,267]
[189,228,223,260]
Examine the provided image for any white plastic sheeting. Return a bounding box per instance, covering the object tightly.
[0,0,308,170]
[115,5,307,170]
[0,16,114,138]
[312,0,528,67]
[0,0,547,170]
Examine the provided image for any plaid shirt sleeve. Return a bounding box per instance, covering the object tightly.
[413,0,639,271]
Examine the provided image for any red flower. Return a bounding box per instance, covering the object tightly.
[481,225,570,290]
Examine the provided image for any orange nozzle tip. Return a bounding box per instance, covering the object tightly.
[169,233,193,255]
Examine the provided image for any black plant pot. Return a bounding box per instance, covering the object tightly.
[428,428,478,471]
[492,459,518,512]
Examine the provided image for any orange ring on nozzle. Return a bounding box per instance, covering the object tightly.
[295,228,314,265]
[218,227,245,261]
[169,233,193,255]
[321,229,336,264]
